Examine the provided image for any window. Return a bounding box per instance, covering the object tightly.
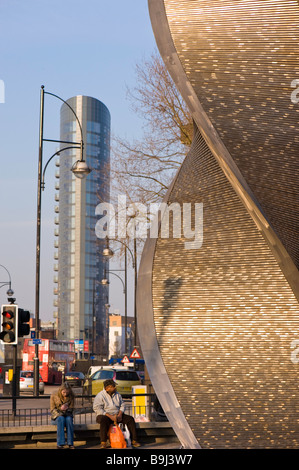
[87,121,101,133]
[87,133,100,145]
[20,371,33,378]
[93,370,114,380]
[115,371,139,381]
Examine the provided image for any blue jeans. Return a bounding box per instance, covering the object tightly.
[52,415,74,446]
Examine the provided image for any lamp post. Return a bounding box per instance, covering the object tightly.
[102,236,137,360]
[101,268,127,359]
[101,269,126,293]
[34,86,92,395]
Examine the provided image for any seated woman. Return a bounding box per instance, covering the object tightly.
[50,382,75,449]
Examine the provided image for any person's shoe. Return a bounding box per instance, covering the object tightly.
[68,445,75,449]
[132,440,141,447]
[57,445,65,449]
[100,441,107,449]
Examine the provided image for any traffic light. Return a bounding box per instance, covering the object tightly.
[18,308,30,337]
[0,304,18,345]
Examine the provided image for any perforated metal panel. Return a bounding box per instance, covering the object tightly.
[137,0,299,448]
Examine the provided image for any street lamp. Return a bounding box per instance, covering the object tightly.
[0,265,14,298]
[71,160,92,179]
[101,269,126,293]
[102,236,137,359]
[34,86,92,395]
[100,268,126,360]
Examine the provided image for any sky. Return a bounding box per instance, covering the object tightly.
[0,0,157,324]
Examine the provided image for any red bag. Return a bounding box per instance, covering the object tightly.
[108,424,127,448]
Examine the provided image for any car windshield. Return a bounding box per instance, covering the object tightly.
[93,370,114,380]
[115,371,139,381]
[20,372,34,378]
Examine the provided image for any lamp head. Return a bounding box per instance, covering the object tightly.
[71,160,92,179]
[103,247,114,258]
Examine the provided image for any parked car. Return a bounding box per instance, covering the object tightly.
[19,370,44,394]
[64,371,85,387]
[84,368,140,396]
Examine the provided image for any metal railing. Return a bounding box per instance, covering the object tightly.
[0,393,167,428]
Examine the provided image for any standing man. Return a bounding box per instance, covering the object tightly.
[93,378,141,449]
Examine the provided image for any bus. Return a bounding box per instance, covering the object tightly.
[22,338,76,384]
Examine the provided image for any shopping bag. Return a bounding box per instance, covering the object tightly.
[119,423,131,447]
[108,424,127,448]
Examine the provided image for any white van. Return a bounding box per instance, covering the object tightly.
[86,364,132,378]
[86,366,103,378]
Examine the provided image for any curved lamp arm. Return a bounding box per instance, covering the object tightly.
[104,236,135,268]
[41,146,80,190]
[44,89,84,158]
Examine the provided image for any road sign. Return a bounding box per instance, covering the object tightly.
[121,355,130,364]
[32,339,42,345]
[130,348,141,359]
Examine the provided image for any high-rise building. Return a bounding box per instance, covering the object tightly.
[53,96,110,358]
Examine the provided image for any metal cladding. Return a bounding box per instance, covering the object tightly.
[137,0,299,448]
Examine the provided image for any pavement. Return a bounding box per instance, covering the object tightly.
[10,440,181,450]
[0,383,183,452]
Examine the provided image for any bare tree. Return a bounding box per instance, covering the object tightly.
[95,52,193,265]
[111,51,193,205]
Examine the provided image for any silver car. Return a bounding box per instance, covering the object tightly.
[19,370,45,394]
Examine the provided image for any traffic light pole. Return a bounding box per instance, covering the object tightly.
[12,344,17,416]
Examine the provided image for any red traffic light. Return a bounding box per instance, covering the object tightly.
[2,309,15,333]
[0,305,17,344]
[2,310,14,320]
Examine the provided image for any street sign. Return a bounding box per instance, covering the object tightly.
[31,331,36,339]
[130,348,141,359]
[74,339,84,351]
[121,355,130,364]
[32,339,42,345]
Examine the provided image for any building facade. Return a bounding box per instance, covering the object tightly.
[54,96,110,358]
[109,314,135,359]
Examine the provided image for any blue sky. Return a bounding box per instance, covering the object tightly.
[0,0,156,322]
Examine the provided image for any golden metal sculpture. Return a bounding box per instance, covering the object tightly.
[137,0,299,448]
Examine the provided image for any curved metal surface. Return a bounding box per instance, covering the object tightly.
[137,0,299,448]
